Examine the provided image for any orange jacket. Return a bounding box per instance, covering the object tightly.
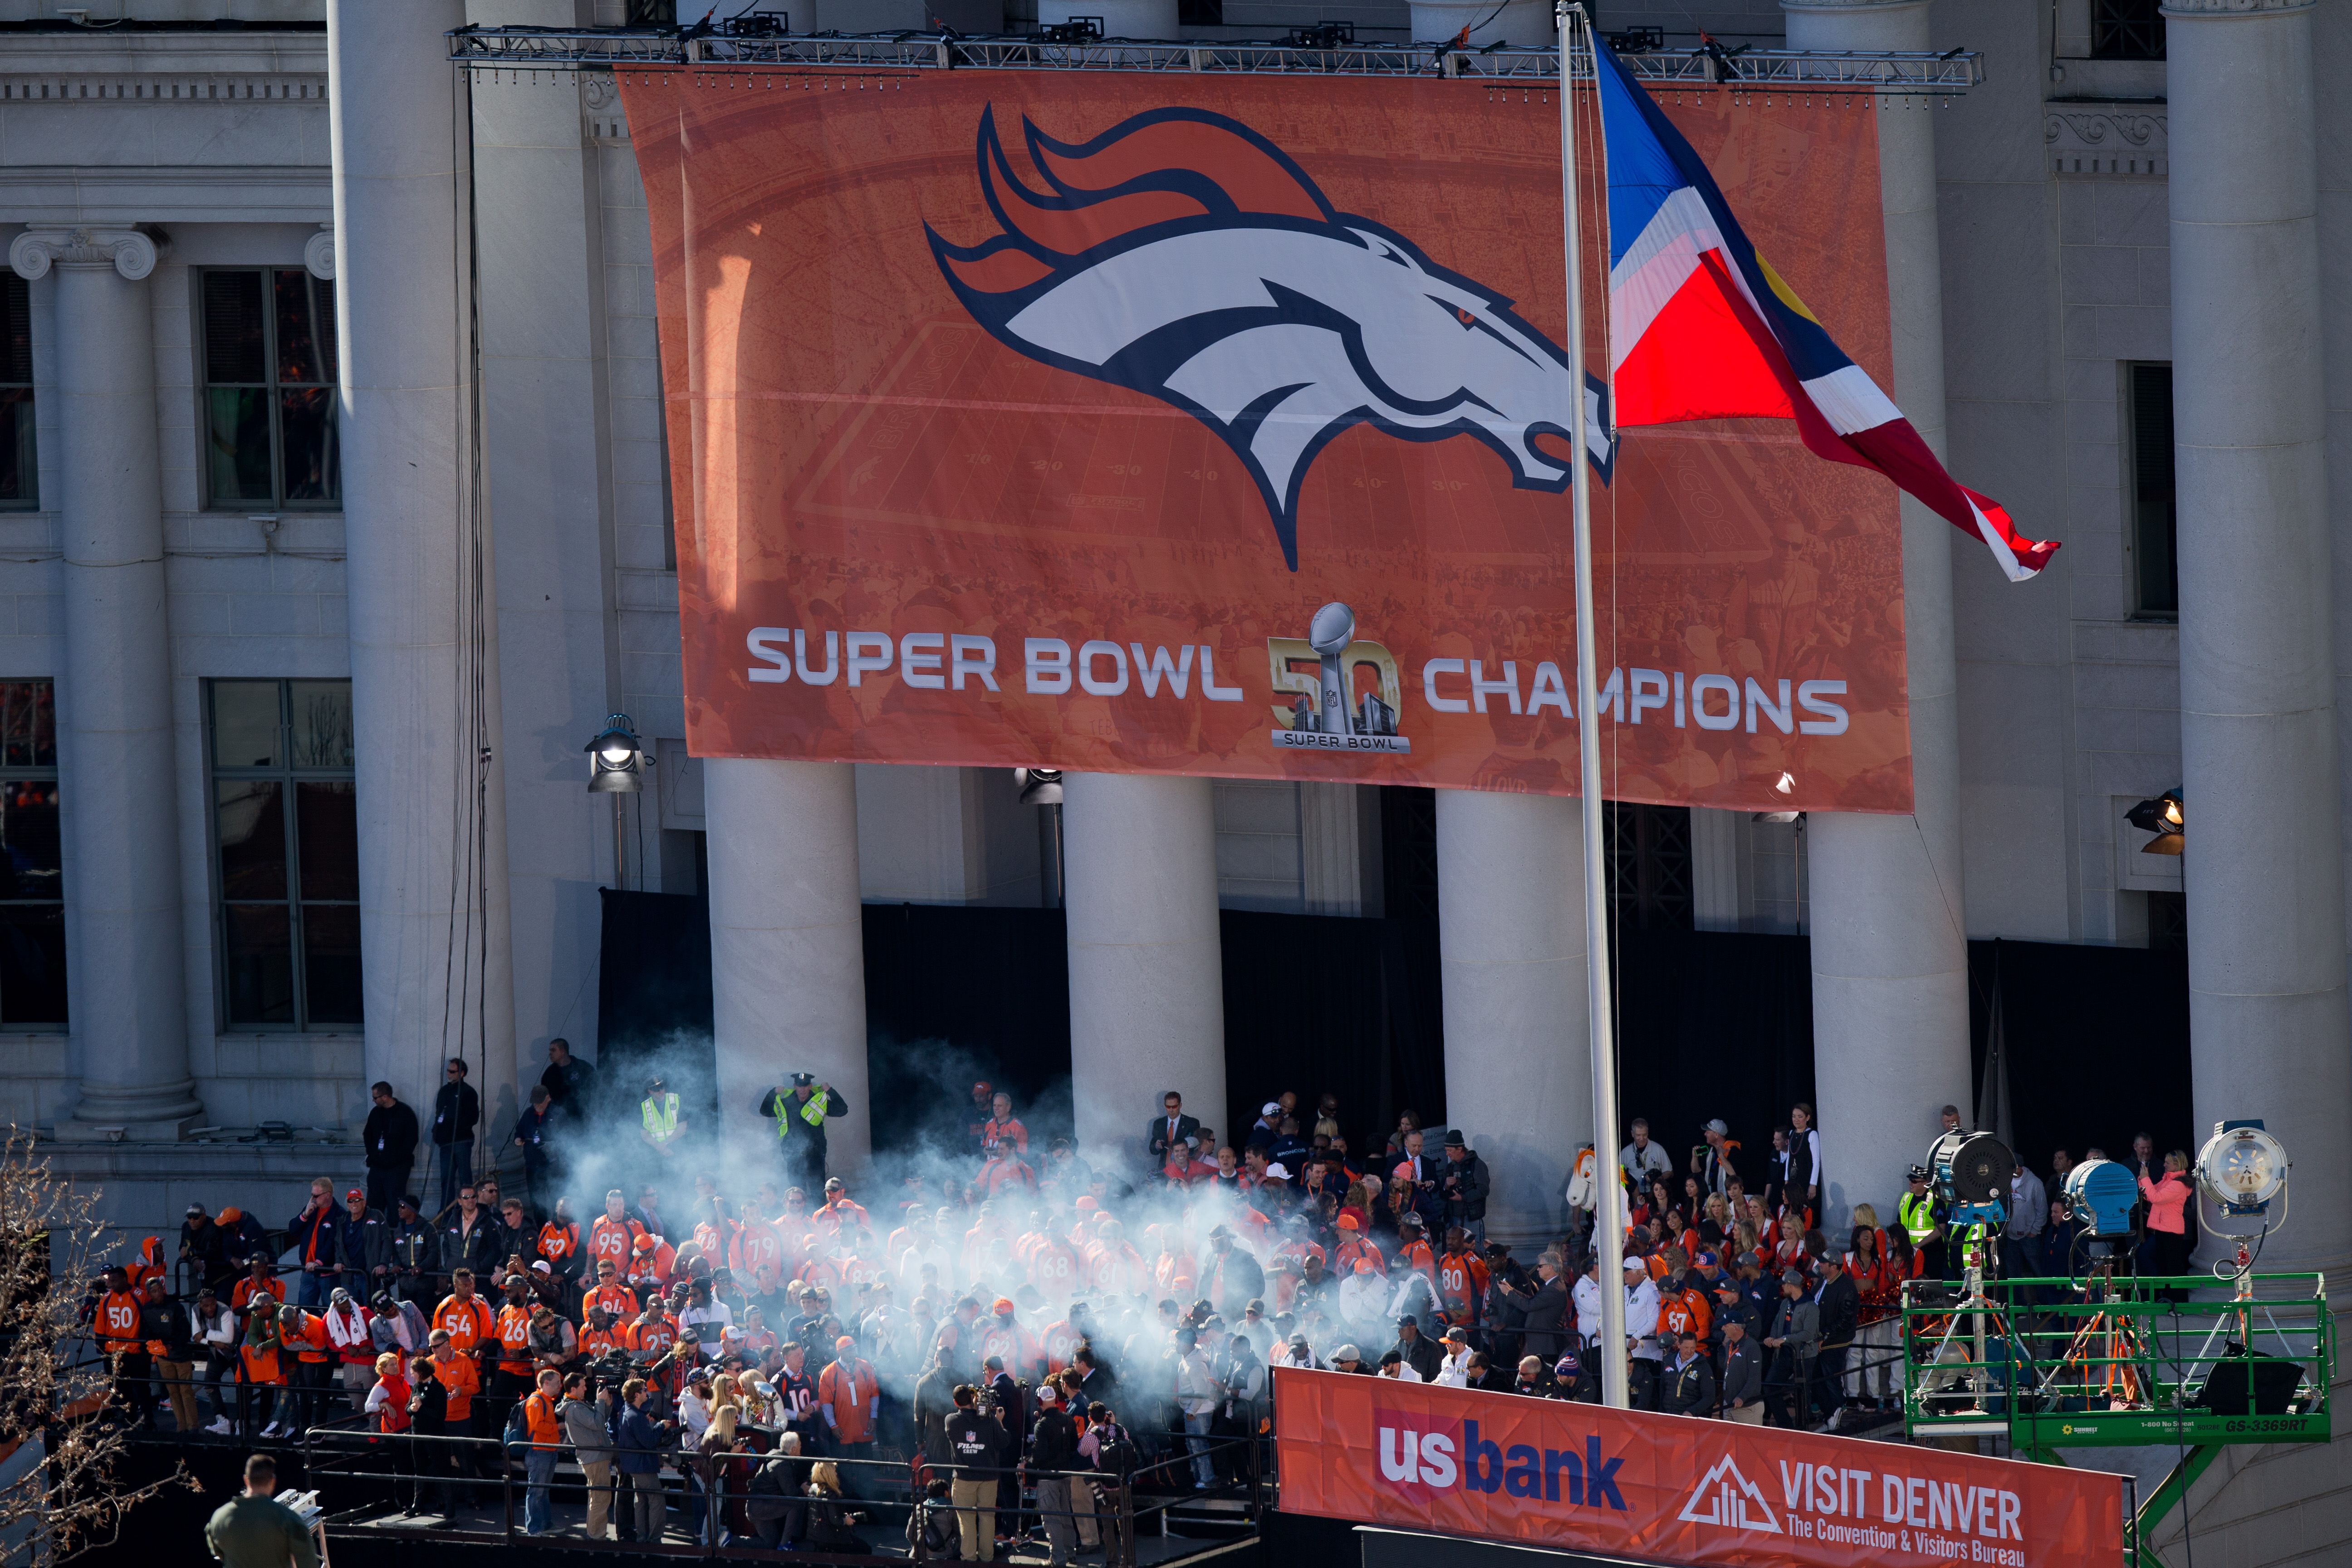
[818,1357,878,1445]
[293,1309,333,1363]
[431,1351,480,1424]
[524,1388,563,1446]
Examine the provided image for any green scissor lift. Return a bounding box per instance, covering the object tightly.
[1899,1270,2332,1568]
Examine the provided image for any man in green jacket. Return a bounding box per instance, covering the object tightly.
[205,1454,317,1568]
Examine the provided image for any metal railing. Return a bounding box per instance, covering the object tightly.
[1898,1271,2335,1451]
[293,1416,1264,1563]
[445,25,1984,92]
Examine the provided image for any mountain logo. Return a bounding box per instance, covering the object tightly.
[1676,1453,1784,1534]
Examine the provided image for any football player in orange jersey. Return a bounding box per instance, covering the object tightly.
[626,1231,676,1296]
[810,1176,870,1239]
[1027,1225,1081,1305]
[587,1190,646,1279]
[794,1236,847,1299]
[1332,1213,1383,1277]
[626,1297,683,1396]
[536,1197,583,1308]
[581,1257,639,1324]
[730,1206,788,1296]
[1147,1225,1197,1302]
[1089,1219,1150,1298]
[883,1205,925,1264]
[578,1304,625,1359]
[1436,1227,1491,1330]
[1391,1214,1439,1290]
[1040,1300,1093,1375]
[974,1297,1046,1383]
[1658,1263,1712,1349]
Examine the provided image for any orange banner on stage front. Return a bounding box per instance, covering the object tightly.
[1272,1368,2122,1568]
[625,69,1914,810]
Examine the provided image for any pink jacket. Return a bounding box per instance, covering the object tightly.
[2140,1172,2192,1236]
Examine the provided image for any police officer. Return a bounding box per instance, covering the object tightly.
[757,1073,849,1195]
[1897,1166,1948,1281]
[638,1077,684,1163]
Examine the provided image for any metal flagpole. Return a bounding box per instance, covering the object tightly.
[1558,0,1628,1410]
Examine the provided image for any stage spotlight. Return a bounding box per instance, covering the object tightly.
[2062,1156,2139,1238]
[586,713,645,794]
[1926,1129,2014,1228]
[2124,788,2184,855]
[2195,1119,2288,1221]
[1014,767,1063,807]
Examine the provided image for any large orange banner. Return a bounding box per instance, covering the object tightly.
[627,69,1913,810]
[1273,1368,2123,1568]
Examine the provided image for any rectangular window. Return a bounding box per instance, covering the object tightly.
[1604,802,1694,932]
[2127,362,2177,618]
[0,681,65,1028]
[208,679,361,1031]
[200,269,339,509]
[0,274,34,510]
[2092,0,2165,60]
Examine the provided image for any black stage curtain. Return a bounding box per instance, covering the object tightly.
[1216,912,1447,1158]
[595,887,719,1126]
[1612,928,1818,1185]
[861,902,1074,1153]
[1969,936,2195,1173]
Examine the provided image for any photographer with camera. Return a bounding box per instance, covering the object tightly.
[1437,1132,1490,1243]
[945,1382,1010,1562]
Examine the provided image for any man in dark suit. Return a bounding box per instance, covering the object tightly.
[1147,1092,1199,1170]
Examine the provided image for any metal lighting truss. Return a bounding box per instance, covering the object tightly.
[446,25,1983,93]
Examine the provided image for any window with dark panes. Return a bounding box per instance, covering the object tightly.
[201,269,339,508]
[0,274,33,510]
[208,679,360,1031]
[2092,0,2164,60]
[0,682,65,1028]
[2127,363,2176,618]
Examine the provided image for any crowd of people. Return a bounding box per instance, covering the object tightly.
[107,1051,2200,1557]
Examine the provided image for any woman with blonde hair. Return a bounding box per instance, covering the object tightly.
[693,1402,742,1545]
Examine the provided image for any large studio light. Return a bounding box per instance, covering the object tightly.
[2124,788,2184,855]
[1014,767,1063,807]
[1926,1129,2015,1228]
[2195,1120,2288,1221]
[587,713,645,794]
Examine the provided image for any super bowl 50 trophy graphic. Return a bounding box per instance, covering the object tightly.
[1271,602,1410,754]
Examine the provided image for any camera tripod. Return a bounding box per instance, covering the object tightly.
[1914,1240,2042,1416]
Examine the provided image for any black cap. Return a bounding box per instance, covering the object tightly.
[791,1072,816,1086]
[1442,1129,1467,1149]
[400,1194,420,1210]
[1396,1313,1418,1327]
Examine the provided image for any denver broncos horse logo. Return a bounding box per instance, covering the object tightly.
[928,106,1605,571]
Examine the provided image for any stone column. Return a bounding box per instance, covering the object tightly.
[705,758,872,1175]
[1436,789,1591,1246]
[1063,772,1226,1168]
[329,0,519,1117]
[1783,0,1972,1228]
[8,228,200,1140]
[2167,0,2350,1273]
[470,5,624,1081]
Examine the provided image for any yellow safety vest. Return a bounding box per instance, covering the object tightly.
[641,1093,679,1141]
[1898,1192,1939,1245]
[774,1088,829,1139]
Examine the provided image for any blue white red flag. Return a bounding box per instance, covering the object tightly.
[1593,44,2058,581]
